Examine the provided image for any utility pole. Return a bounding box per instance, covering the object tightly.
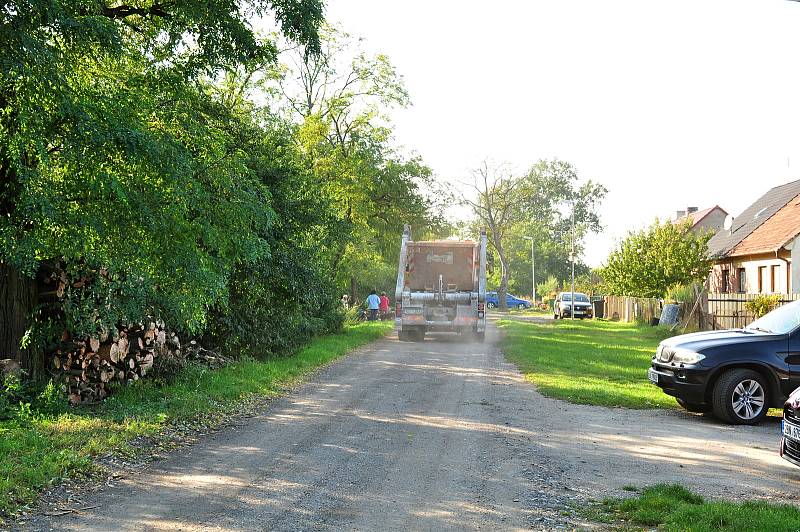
[523,236,535,304]
[570,204,576,321]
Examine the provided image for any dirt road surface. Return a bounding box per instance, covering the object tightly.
[24,323,800,531]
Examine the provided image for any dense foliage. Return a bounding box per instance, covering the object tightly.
[466,159,607,302]
[0,3,443,372]
[601,219,712,298]
[745,294,782,318]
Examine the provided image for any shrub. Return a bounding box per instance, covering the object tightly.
[0,374,24,420]
[745,294,783,318]
[665,283,696,304]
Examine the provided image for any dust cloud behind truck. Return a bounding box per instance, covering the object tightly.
[394,225,487,342]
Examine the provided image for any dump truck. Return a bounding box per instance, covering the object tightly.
[394,225,487,342]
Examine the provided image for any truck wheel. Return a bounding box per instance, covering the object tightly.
[712,369,769,425]
[398,330,409,342]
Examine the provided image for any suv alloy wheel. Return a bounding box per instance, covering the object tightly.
[712,368,769,425]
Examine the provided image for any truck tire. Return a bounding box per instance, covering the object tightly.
[711,368,769,425]
[414,329,425,342]
[398,330,409,342]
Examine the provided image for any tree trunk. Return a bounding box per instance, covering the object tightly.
[350,276,357,307]
[0,262,39,378]
[496,245,509,311]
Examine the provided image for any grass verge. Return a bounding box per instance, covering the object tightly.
[588,484,800,531]
[497,318,676,409]
[0,321,391,518]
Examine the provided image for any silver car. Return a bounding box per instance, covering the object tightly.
[553,291,593,319]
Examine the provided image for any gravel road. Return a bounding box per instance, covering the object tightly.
[23,322,800,531]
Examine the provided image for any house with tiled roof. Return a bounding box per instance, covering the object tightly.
[708,179,800,294]
[674,205,728,233]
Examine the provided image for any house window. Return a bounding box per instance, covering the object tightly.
[758,266,768,293]
[721,268,729,293]
[737,268,746,293]
[771,265,780,293]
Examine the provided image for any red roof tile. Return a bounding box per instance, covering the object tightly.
[730,193,800,256]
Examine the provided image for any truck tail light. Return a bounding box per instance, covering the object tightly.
[395,303,402,317]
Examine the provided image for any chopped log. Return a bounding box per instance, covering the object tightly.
[89,337,100,352]
[0,359,22,378]
[97,343,113,363]
[139,353,154,374]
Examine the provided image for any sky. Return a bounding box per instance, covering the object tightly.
[323,0,800,266]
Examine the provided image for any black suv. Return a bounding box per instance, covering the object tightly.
[649,299,800,425]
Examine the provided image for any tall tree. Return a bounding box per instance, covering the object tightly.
[503,159,606,297]
[601,219,712,298]
[276,25,447,301]
[0,0,324,373]
[461,161,518,310]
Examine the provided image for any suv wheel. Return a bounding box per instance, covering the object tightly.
[517,303,525,310]
[487,302,496,309]
[712,369,769,425]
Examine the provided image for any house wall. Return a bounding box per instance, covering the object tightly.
[790,236,800,294]
[694,208,727,233]
[710,251,792,294]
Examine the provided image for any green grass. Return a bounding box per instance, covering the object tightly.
[498,318,677,409]
[589,484,800,531]
[0,321,391,518]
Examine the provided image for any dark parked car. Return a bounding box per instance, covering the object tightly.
[485,292,531,310]
[553,291,593,319]
[649,299,800,425]
[780,387,800,467]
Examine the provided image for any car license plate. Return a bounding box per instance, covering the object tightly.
[784,420,800,442]
[647,368,659,384]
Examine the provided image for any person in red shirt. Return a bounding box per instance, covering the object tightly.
[379,291,390,319]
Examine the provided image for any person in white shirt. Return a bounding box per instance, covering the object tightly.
[366,290,380,321]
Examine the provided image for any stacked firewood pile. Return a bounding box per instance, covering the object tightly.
[52,323,181,405]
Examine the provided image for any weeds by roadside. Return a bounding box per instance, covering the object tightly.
[586,484,800,531]
[0,321,392,520]
[498,318,676,409]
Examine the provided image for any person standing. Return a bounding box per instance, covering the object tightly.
[366,289,381,321]
[379,291,390,319]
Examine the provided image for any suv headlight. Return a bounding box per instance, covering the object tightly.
[671,348,705,365]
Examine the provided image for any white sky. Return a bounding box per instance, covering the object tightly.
[324,0,800,266]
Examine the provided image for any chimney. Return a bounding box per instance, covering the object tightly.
[676,210,686,220]
[687,206,698,214]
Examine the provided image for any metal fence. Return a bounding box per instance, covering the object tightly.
[706,293,800,330]
[601,293,800,330]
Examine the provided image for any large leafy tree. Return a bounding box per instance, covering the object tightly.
[276,25,448,301]
[0,0,324,372]
[461,161,518,310]
[601,219,712,298]
[465,159,606,304]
